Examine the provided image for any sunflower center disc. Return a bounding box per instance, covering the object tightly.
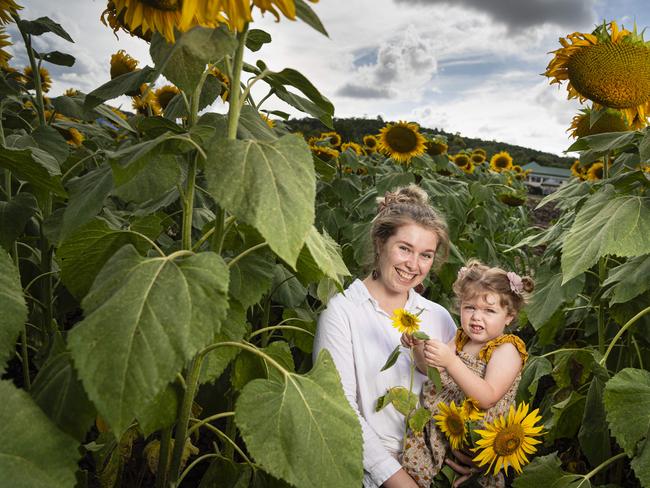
[495,157,509,168]
[568,42,650,109]
[447,415,465,436]
[386,126,418,153]
[494,424,524,456]
[140,0,181,11]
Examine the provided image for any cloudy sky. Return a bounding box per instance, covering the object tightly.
[9,0,650,155]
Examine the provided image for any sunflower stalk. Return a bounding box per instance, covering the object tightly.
[14,14,46,128]
[600,304,650,366]
[402,348,416,453]
[226,24,249,140]
[154,427,171,488]
[597,257,607,355]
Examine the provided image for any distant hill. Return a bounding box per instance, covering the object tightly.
[285,116,574,169]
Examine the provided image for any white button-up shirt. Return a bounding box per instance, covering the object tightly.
[314,279,457,487]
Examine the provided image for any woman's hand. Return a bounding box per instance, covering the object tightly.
[400,333,422,349]
[445,449,481,488]
[423,339,455,368]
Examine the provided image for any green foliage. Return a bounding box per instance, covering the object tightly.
[0,249,27,371]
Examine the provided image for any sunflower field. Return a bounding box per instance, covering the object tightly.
[1,2,649,487]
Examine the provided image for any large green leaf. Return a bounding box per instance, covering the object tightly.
[296,226,349,288]
[0,192,38,250]
[84,67,157,110]
[60,165,114,240]
[604,368,650,487]
[516,356,552,403]
[513,453,585,488]
[238,105,277,142]
[32,125,69,164]
[546,391,585,442]
[205,135,315,267]
[526,271,584,329]
[578,377,611,468]
[18,16,73,42]
[271,265,307,308]
[150,26,236,93]
[112,154,181,204]
[295,0,328,36]
[30,350,96,441]
[0,146,66,196]
[135,382,182,437]
[603,254,650,304]
[561,186,650,283]
[199,456,252,488]
[229,247,275,308]
[57,218,155,300]
[0,249,27,371]
[0,380,79,488]
[68,246,229,434]
[235,349,363,488]
[232,341,295,391]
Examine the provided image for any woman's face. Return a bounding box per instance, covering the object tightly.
[376,223,438,295]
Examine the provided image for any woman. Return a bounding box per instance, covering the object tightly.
[314,185,458,487]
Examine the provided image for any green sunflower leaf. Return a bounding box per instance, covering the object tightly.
[408,407,433,433]
[0,146,65,196]
[517,355,552,404]
[150,26,237,94]
[380,345,401,372]
[34,50,75,67]
[513,453,585,488]
[205,134,315,267]
[296,226,350,288]
[561,186,650,283]
[84,67,157,110]
[526,270,585,329]
[246,29,272,52]
[578,377,611,468]
[18,17,73,42]
[295,0,329,36]
[0,192,38,251]
[385,386,418,416]
[0,249,27,372]
[602,254,650,304]
[427,367,443,394]
[68,246,229,435]
[235,349,363,488]
[0,380,80,488]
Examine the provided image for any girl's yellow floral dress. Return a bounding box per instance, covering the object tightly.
[402,330,528,488]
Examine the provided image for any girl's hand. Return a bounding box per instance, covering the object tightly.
[445,449,481,487]
[423,339,455,368]
[400,333,422,349]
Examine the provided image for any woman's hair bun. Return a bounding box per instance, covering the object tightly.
[377,184,428,214]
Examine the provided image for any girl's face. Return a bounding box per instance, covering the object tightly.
[376,223,438,296]
[460,292,514,344]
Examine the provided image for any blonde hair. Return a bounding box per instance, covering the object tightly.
[370,184,449,274]
[452,259,534,316]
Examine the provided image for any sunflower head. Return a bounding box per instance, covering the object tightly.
[23,66,52,93]
[462,398,484,422]
[490,151,513,172]
[472,148,487,158]
[470,152,486,164]
[132,85,161,116]
[473,403,544,476]
[363,134,378,151]
[434,401,468,450]
[64,88,80,97]
[154,84,180,111]
[310,145,339,162]
[341,141,365,156]
[586,162,605,181]
[425,138,448,156]
[569,107,632,138]
[60,127,85,147]
[570,160,586,180]
[322,131,342,147]
[391,308,421,334]
[378,121,427,164]
[498,192,527,207]
[260,113,276,128]
[110,49,139,79]
[545,21,650,127]
[0,0,21,25]
[0,26,12,67]
[452,153,470,168]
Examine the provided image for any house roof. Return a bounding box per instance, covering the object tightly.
[522,161,571,178]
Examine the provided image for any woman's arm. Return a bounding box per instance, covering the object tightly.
[381,468,420,488]
[315,303,404,486]
[423,341,522,409]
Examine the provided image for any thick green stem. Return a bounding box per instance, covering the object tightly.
[15,18,46,128]
[583,452,626,481]
[155,427,172,488]
[597,257,607,355]
[600,305,650,366]
[181,154,198,251]
[226,25,249,140]
[403,349,415,453]
[210,208,226,253]
[168,356,204,485]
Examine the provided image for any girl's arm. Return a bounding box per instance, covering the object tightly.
[424,340,522,409]
[401,333,427,373]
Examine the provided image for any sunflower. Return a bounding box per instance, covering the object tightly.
[0,0,21,25]
[391,308,421,334]
[472,403,544,476]
[341,141,365,156]
[545,21,650,127]
[472,148,487,157]
[260,113,275,128]
[570,160,585,179]
[453,153,471,168]
[470,152,485,164]
[64,88,80,97]
[23,66,52,93]
[425,138,448,156]
[363,134,378,152]
[462,398,484,422]
[586,162,605,180]
[461,161,475,174]
[568,106,633,138]
[434,401,467,450]
[0,26,12,66]
[132,85,161,116]
[110,106,128,120]
[378,121,427,164]
[101,0,226,43]
[61,127,85,147]
[221,0,317,32]
[498,193,527,207]
[110,49,138,79]
[208,64,230,102]
[154,84,179,111]
[512,165,523,173]
[310,145,339,162]
[490,151,513,172]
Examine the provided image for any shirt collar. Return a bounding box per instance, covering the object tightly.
[346,278,432,313]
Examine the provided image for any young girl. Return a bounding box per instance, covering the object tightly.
[401,260,534,488]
